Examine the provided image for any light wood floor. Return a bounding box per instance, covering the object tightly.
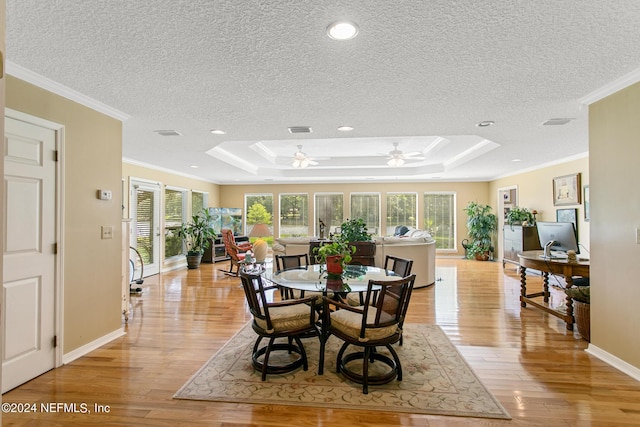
[4,258,640,426]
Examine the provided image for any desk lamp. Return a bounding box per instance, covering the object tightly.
[249,223,271,262]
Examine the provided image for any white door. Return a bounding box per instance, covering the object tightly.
[131,181,161,276]
[3,116,57,393]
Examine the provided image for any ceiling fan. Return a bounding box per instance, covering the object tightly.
[292,145,318,168]
[385,142,425,167]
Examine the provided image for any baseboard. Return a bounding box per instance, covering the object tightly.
[62,328,126,365]
[586,344,640,382]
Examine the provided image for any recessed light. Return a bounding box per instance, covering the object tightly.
[512,159,522,162]
[190,165,199,168]
[210,129,226,135]
[337,126,354,131]
[475,121,495,127]
[326,21,359,40]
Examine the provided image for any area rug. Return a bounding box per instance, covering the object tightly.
[174,323,511,420]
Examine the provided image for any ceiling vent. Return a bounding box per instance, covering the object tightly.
[542,118,574,126]
[153,129,182,136]
[288,126,312,134]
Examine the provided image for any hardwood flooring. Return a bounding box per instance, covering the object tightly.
[3,258,640,426]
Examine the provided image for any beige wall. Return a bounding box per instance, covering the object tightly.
[122,162,220,270]
[220,181,489,256]
[490,156,590,253]
[589,81,640,368]
[6,76,123,354]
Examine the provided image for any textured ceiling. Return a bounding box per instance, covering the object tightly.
[6,1,640,184]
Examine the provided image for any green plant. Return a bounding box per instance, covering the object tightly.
[337,218,372,242]
[506,206,534,226]
[464,201,497,260]
[177,208,217,255]
[313,241,355,266]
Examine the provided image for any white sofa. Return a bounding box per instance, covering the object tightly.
[272,231,436,288]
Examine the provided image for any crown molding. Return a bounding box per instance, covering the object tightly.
[6,61,130,121]
[579,67,640,105]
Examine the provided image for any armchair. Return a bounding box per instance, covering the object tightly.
[219,228,252,276]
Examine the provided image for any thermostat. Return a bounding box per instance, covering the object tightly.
[98,189,113,200]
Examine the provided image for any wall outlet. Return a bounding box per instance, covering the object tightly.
[101,226,113,239]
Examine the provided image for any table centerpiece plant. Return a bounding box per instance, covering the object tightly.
[313,240,355,275]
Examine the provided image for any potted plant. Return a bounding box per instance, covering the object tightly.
[177,208,217,269]
[337,218,375,265]
[506,206,535,227]
[313,241,355,275]
[464,201,497,261]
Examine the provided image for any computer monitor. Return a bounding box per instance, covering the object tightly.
[536,221,579,257]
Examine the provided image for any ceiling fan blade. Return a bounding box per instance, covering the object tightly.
[307,159,319,165]
[404,151,423,157]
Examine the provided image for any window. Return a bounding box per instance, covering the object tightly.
[165,187,187,258]
[315,193,344,235]
[245,194,274,237]
[350,193,380,236]
[279,193,309,237]
[386,193,417,235]
[192,191,208,215]
[424,192,456,250]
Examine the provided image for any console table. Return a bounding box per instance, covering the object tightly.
[503,225,541,268]
[518,250,590,330]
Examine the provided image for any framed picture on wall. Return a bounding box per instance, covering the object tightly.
[556,208,578,236]
[553,173,581,206]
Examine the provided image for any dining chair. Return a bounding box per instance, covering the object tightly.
[346,255,413,307]
[239,271,319,380]
[219,228,253,276]
[274,253,330,303]
[275,253,309,271]
[324,274,416,394]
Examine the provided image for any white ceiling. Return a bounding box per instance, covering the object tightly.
[6,1,640,184]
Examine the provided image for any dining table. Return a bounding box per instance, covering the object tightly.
[263,263,399,374]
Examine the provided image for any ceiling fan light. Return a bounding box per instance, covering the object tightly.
[387,157,405,167]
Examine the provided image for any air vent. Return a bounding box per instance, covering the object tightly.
[542,118,574,126]
[288,126,313,134]
[153,129,182,136]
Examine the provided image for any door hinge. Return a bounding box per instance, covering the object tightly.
[54,150,59,162]
[53,243,58,254]
[53,335,58,348]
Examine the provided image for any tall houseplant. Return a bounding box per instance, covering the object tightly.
[464,201,497,261]
[337,218,375,266]
[177,208,217,269]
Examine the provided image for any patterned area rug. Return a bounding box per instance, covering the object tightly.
[174,323,510,420]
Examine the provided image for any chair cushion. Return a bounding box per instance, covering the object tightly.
[345,292,362,306]
[255,304,317,333]
[330,307,397,342]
